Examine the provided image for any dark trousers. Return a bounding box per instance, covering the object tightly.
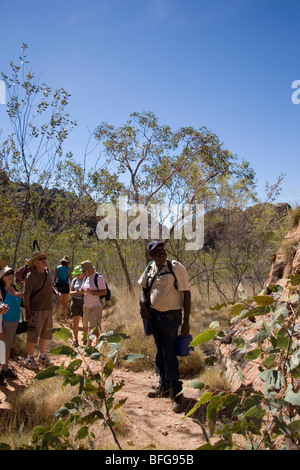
[150,308,182,396]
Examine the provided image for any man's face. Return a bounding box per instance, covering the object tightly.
[150,244,166,265]
[33,256,47,270]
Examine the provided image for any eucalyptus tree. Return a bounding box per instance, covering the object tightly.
[0,43,76,265]
[93,111,257,289]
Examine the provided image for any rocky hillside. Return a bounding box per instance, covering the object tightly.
[216,212,300,391]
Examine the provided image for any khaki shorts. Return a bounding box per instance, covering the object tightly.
[27,310,53,343]
[83,306,103,328]
[2,321,19,350]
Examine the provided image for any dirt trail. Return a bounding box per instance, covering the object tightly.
[111,368,208,450]
[0,314,210,451]
[0,352,209,450]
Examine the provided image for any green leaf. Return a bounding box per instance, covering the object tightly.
[259,369,284,395]
[185,392,213,418]
[236,365,245,384]
[99,331,130,343]
[230,304,244,316]
[123,353,144,362]
[189,379,205,390]
[108,343,121,357]
[55,401,79,418]
[66,359,82,372]
[103,361,114,378]
[77,426,89,440]
[51,327,72,341]
[253,295,275,306]
[288,420,300,433]
[263,354,276,368]
[290,350,300,370]
[197,440,225,450]
[0,443,11,450]
[191,329,217,346]
[233,337,246,349]
[31,425,47,440]
[207,395,224,425]
[290,273,300,286]
[209,303,227,311]
[243,404,266,426]
[245,349,261,360]
[80,410,105,424]
[84,383,99,394]
[50,345,76,356]
[35,365,60,380]
[52,419,68,437]
[284,388,300,406]
[275,336,289,350]
[289,293,300,304]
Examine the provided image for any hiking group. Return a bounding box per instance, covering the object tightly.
[0,240,192,414]
[0,252,108,384]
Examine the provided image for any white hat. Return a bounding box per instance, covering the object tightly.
[0,266,14,279]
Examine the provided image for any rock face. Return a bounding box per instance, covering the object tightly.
[265,217,300,299]
[216,216,300,391]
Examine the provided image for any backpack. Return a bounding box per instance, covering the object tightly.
[84,272,111,302]
[145,259,178,293]
[15,264,31,284]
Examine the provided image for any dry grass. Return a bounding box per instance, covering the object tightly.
[288,205,300,228]
[0,377,75,447]
[196,367,231,392]
[103,286,220,375]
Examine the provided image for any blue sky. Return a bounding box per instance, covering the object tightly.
[0,0,299,206]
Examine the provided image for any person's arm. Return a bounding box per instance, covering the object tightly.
[139,288,150,320]
[69,278,74,295]
[24,294,34,324]
[52,285,61,297]
[180,290,191,337]
[89,288,107,297]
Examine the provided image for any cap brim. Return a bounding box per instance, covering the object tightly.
[149,242,165,252]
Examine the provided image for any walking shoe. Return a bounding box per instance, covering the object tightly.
[26,356,39,370]
[172,394,184,413]
[2,368,18,379]
[147,387,170,398]
[0,373,7,386]
[38,355,54,367]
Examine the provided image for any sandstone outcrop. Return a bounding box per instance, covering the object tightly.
[216,214,300,391]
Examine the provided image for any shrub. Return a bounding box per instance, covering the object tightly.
[185,278,300,450]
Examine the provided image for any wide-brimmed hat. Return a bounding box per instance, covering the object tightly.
[147,240,165,253]
[80,260,94,272]
[72,265,83,276]
[60,255,70,264]
[28,251,49,268]
[0,266,15,279]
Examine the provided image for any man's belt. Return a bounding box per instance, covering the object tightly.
[149,307,182,315]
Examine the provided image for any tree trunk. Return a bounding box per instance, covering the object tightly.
[113,239,134,296]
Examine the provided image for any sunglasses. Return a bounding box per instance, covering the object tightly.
[36,257,47,261]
